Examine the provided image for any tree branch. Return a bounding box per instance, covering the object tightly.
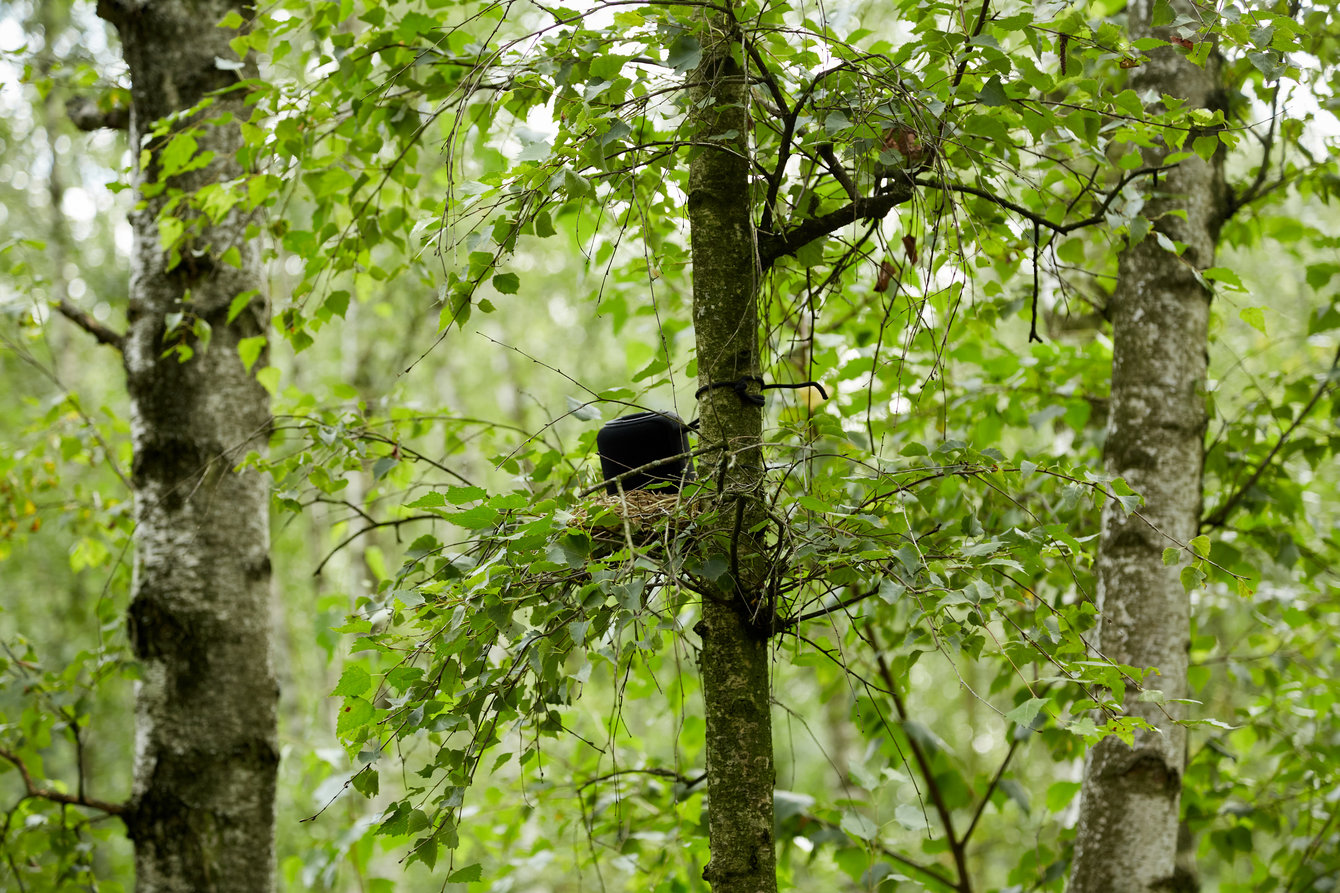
[65,96,129,132]
[961,737,1019,846]
[1203,343,1340,530]
[575,766,706,793]
[0,747,125,816]
[866,628,972,893]
[914,164,1168,237]
[951,0,993,90]
[795,810,959,890]
[760,62,852,235]
[817,143,859,201]
[313,514,444,576]
[758,182,915,271]
[53,300,124,350]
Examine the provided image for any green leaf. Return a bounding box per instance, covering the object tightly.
[1201,267,1244,290]
[323,290,351,319]
[255,365,280,395]
[337,697,376,734]
[566,395,600,421]
[893,803,929,831]
[1163,547,1181,566]
[445,506,501,529]
[824,110,851,135]
[667,35,701,73]
[332,665,372,698]
[446,485,487,504]
[1045,781,1082,812]
[1179,565,1206,592]
[840,810,878,840]
[978,75,1008,107]
[446,864,484,883]
[159,132,199,178]
[1239,306,1266,335]
[492,273,520,294]
[1006,697,1048,728]
[352,767,379,797]
[237,335,265,372]
[796,495,829,512]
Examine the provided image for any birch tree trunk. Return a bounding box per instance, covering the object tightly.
[688,8,778,892]
[1068,3,1226,890]
[96,2,278,890]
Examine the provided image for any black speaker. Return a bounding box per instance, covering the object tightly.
[596,412,693,495]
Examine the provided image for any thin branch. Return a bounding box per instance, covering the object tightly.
[1228,71,1282,214]
[575,766,706,793]
[796,810,959,890]
[961,737,1019,845]
[1028,221,1042,343]
[817,143,859,201]
[951,0,993,90]
[760,62,852,235]
[312,514,443,576]
[865,628,972,893]
[53,300,124,350]
[913,164,1168,236]
[743,39,789,122]
[0,747,125,816]
[1203,343,1340,530]
[783,581,885,628]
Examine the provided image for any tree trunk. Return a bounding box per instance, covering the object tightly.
[1068,4,1225,892]
[97,2,279,890]
[688,8,778,893]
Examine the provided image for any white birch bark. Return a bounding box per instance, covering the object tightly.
[1068,2,1226,891]
[96,2,278,890]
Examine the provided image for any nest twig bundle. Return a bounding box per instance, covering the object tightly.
[568,490,701,545]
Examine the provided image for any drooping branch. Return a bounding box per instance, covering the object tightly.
[0,747,126,816]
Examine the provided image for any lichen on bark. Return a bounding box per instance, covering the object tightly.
[97,2,279,890]
[1068,3,1227,891]
[687,6,778,892]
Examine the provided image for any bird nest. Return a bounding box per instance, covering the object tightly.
[568,490,701,544]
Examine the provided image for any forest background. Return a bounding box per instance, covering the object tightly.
[0,0,1338,891]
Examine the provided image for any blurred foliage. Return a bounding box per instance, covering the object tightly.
[0,0,1336,890]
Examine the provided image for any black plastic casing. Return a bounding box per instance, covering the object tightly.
[596,411,693,495]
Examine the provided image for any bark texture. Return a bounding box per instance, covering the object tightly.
[98,2,279,890]
[688,9,778,893]
[1068,3,1226,891]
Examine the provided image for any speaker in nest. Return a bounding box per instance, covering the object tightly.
[596,411,693,495]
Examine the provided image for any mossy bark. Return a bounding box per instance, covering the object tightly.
[1068,3,1226,891]
[688,8,778,893]
[97,2,278,890]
